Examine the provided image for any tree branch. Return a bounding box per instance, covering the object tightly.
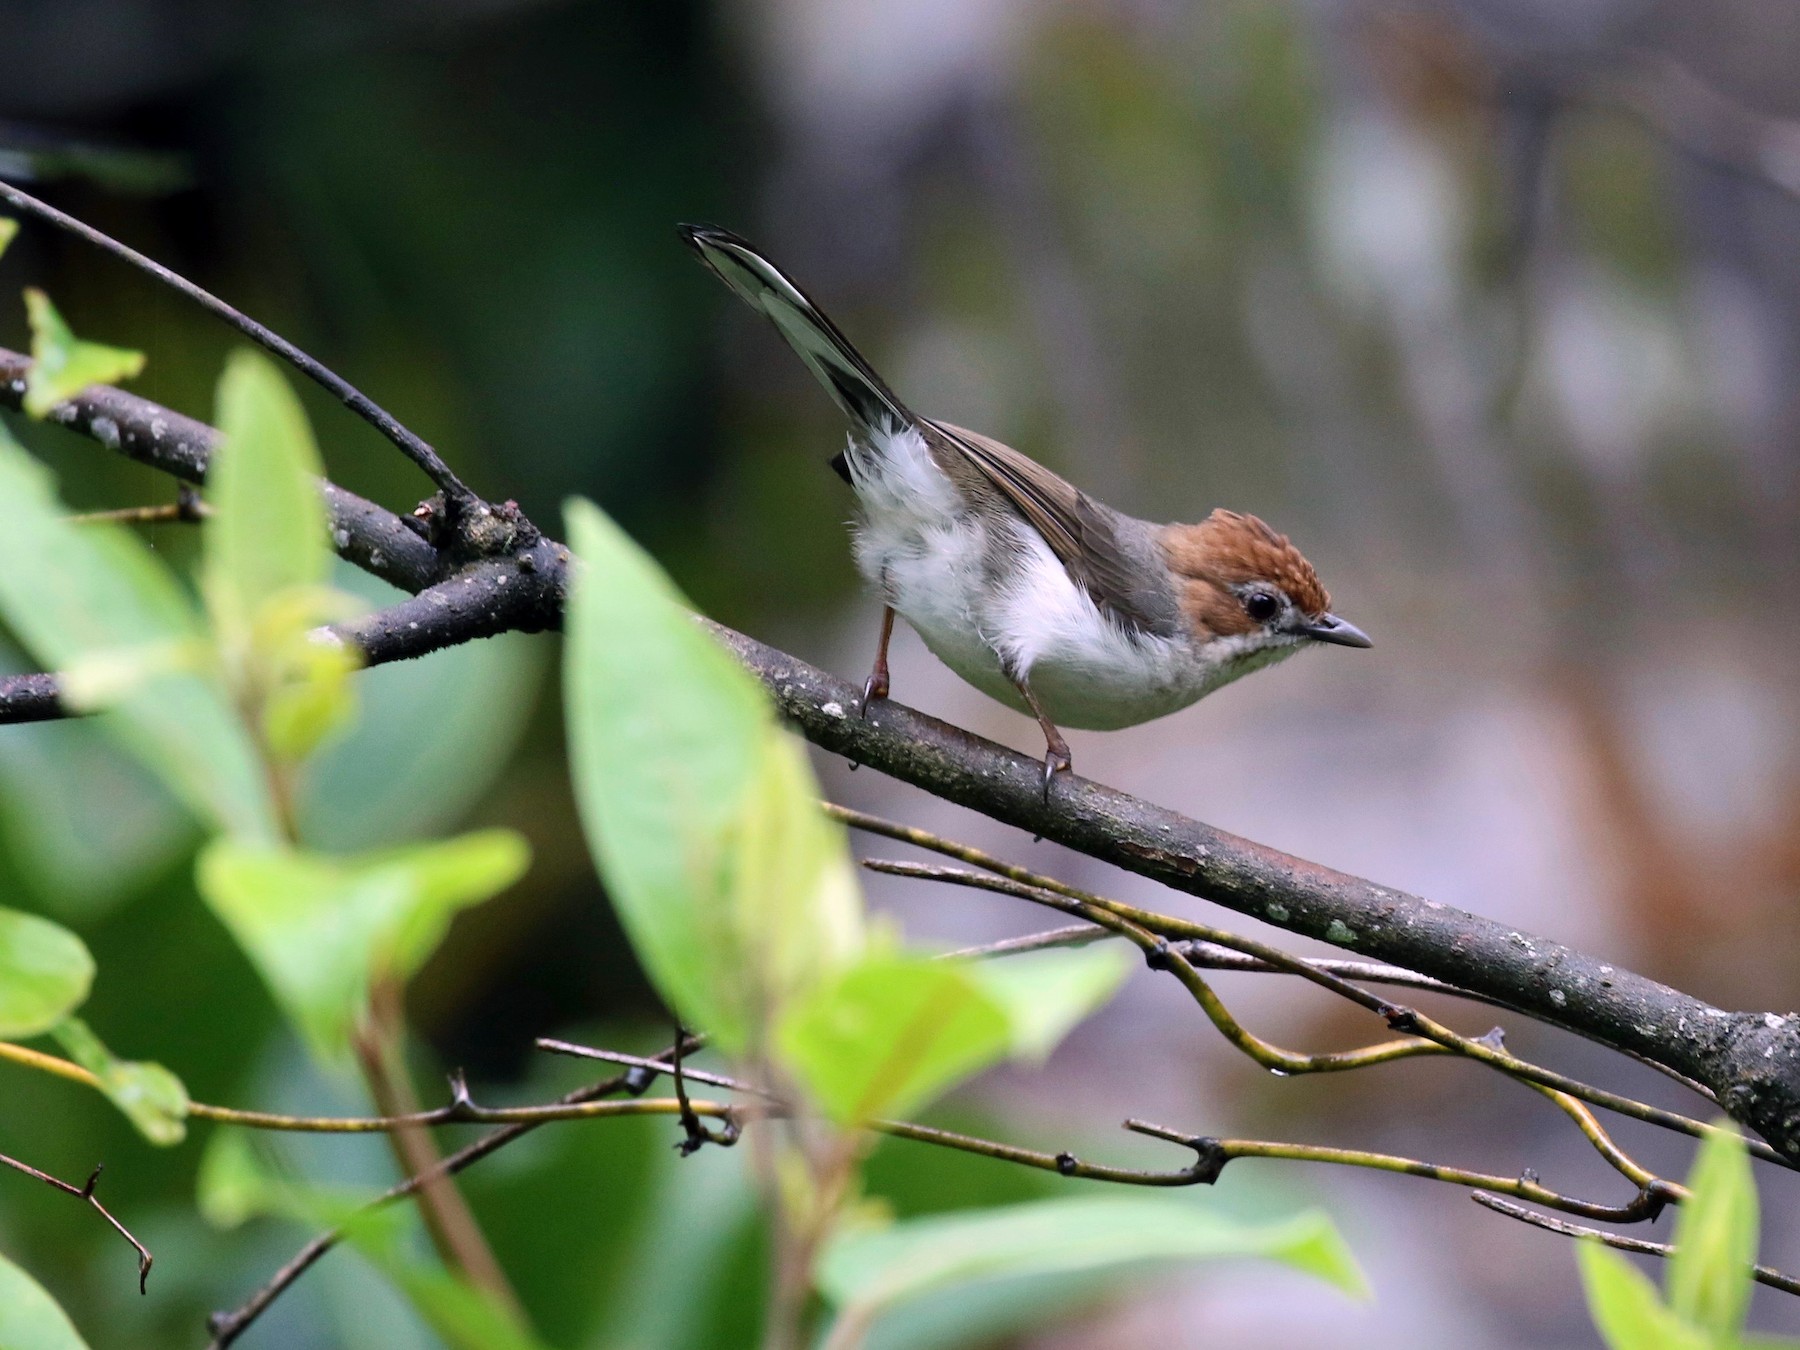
[4,353,1800,1162]
[0,179,476,507]
[0,347,439,593]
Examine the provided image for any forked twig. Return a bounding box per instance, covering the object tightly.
[0,1152,151,1293]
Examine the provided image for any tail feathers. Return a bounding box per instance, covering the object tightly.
[680,224,912,438]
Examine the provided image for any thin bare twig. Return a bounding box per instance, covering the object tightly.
[0,178,475,507]
[670,1030,741,1155]
[870,855,1679,1207]
[1471,1192,1800,1296]
[940,924,1109,960]
[0,1152,151,1293]
[1124,1119,1669,1224]
[204,1038,699,1348]
[858,850,1767,1160]
[68,492,210,526]
[533,1037,1687,1229]
[868,857,1447,1074]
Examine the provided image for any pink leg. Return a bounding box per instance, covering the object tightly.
[857,605,895,717]
[1012,676,1073,798]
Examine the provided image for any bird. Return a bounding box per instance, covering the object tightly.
[681,224,1371,791]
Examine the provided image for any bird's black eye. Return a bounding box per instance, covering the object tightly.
[1244,592,1280,623]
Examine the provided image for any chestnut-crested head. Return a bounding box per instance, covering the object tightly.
[1160,509,1370,650]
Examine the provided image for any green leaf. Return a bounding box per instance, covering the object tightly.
[196,1129,278,1230]
[203,349,331,645]
[195,831,531,1062]
[562,498,860,1055]
[0,428,276,841]
[731,733,865,1008]
[1579,1242,1711,1350]
[51,1017,188,1146]
[344,1207,552,1350]
[195,1129,371,1232]
[963,946,1131,1060]
[298,578,543,852]
[1668,1123,1759,1341]
[778,952,1012,1125]
[259,622,360,763]
[778,945,1130,1126]
[0,907,93,1037]
[818,1195,1365,1345]
[0,218,17,261]
[0,1250,91,1350]
[0,660,192,918]
[22,288,145,417]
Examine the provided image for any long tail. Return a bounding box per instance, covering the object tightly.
[680,224,913,440]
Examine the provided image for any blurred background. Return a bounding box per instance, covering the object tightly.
[2,0,1799,1345]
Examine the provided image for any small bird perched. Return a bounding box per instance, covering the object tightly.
[682,225,1370,789]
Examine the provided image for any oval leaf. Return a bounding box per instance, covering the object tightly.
[0,1250,91,1350]
[195,831,530,1063]
[0,907,92,1037]
[819,1195,1366,1344]
[1578,1241,1710,1350]
[0,428,276,840]
[1667,1123,1759,1340]
[778,952,1012,1125]
[203,349,331,644]
[964,946,1131,1061]
[563,498,860,1055]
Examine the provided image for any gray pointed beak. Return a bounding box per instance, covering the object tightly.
[1305,613,1372,648]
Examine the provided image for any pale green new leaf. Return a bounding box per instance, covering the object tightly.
[819,1195,1365,1345]
[778,952,1012,1125]
[52,1017,189,1146]
[22,289,145,417]
[203,349,331,644]
[1578,1242,1711,1350]
[0,907,93,1037]
[0,429,275,840]
[731,733,864,1010]
[964,946,1132,1060]
[0,1250,91,1350]
[778,944,1130,1126]
[195,831,530,1062]
[1668,1124,1758,1341]
[563,498,860,1055]
[0,218,17,260]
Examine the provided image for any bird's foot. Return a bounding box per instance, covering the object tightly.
[1041,743,1073,801]
[855,669,889,719]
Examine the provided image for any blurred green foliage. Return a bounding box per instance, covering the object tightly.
[1580,1126,1799,1350]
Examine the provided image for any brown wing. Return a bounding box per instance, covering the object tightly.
[928,421,1177,636]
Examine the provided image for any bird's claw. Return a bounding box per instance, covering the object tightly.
[1041,744,1073,800]
[855,670,889,719]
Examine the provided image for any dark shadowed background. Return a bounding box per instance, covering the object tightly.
[2,1,1798,1346]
